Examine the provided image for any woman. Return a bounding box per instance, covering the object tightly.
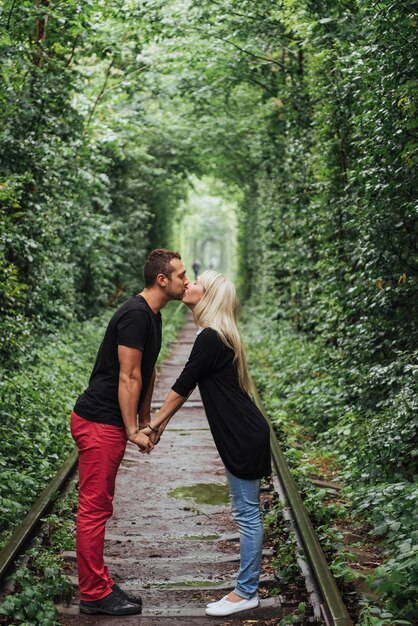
[141,270,271,617]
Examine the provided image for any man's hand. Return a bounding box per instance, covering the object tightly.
[128,431,154,453]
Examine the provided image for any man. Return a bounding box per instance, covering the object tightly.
[70,249,189,616]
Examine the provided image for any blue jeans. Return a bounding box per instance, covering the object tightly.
[225,469,263,599]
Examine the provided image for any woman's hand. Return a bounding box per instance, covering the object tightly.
[128,430,154,453]
[137,390,188,447]
[140,425,161,445]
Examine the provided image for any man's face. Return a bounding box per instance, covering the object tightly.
[165,258,189,300]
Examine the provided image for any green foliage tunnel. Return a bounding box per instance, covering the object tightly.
[0,0,417,621]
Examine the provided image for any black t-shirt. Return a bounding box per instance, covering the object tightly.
[172,328,271,480]
[74,295,162,427]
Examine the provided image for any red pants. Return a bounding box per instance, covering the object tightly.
[70,411,127,601]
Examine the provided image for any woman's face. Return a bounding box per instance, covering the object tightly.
[182,276,205,308]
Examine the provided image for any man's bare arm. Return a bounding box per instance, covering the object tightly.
[118,345,153,452]
[137,368,156,430]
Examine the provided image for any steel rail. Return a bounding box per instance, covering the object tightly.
[254,388,353,626]
[0,413,354,626]
[0,448,78,584]
[0,340,351,626]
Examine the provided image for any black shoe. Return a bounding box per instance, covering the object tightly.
[79,590,142,615]
[112,582,143,608]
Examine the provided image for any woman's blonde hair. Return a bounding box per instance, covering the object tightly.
[193,270,253,395]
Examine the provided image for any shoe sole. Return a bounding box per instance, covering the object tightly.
[206,596,258,608]
[80,606,142,615]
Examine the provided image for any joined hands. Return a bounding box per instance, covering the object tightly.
[128,430,154,453]
[139,425,161,445]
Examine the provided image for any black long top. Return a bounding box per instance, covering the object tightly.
[172,327,271,480]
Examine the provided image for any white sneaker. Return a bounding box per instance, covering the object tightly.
[205,594,259,616]
[206,595,228,607]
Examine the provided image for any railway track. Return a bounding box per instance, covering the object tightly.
[0,314,354,625]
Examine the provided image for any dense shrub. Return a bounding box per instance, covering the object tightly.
[242,310,418,621]
[0,0,191,366]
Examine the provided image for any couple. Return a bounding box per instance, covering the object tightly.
[70,249,271,618]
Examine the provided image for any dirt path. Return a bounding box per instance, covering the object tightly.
[58,314,283,625]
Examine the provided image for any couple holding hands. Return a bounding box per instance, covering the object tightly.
[70,249,271,618]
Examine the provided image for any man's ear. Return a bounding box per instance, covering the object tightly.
[156,273,168,287]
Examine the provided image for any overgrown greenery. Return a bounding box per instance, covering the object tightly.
[0,484,76,625]
[0,301,184,550]
[0,0,192,365]
[1,0,417,623]
[243,313,417,623]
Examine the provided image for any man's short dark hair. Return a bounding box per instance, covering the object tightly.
[144,249,182,287]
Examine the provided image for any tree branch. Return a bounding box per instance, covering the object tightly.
[207,0,284,27]
[187,26,286,70]
[65,39,79,67]
[245,76,272,92]
[86,57,116,127]
[94,64,149,102]
[6,0,18,30]
[206,0,299,53]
